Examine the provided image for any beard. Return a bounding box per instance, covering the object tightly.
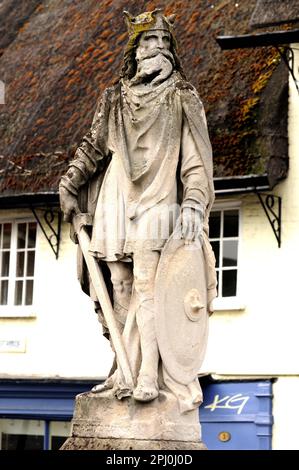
[131,49,175,86]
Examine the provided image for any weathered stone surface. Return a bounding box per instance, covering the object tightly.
[60,9,216,413]
[59,9,215,450]
[61,437,207,450]
[69,390,201,442]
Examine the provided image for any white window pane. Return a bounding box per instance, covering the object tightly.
[211,240,220,268]
[223,240,238,267]
[28,223,37,248]
[17,223,26,249]
[222,270,237,297]
[209,211,221,238]
[0,280,8,305]
[223,210,239,237]
[1,251,10,277]
[3,224,12,249]
[16,251,25,277]
[27,251,35,277]
[14,280,23,305]
[25,280,34,305]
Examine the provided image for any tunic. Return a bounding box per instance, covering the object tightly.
[89,73,209,261]
[60,71,218,412]
[60,71,217,306]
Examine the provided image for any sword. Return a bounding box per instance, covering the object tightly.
[72,212,134,391]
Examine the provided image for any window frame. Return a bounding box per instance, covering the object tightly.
[210,200,245,312]
[0,418,71,450]
[0,217,38,318]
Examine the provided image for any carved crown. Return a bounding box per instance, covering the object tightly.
[123,9,176,38]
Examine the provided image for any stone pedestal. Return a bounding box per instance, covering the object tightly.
[61,390,206,450]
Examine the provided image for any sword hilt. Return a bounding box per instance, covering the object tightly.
[72,212,93,239]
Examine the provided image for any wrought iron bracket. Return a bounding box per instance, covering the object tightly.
[30,207,62,259]
[256,192,282,248]
[275,46,299,95]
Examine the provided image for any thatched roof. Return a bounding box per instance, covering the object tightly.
[250,0,299,28]
[0,0,290,198]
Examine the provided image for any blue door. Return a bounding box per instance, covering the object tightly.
[199,380,273,450]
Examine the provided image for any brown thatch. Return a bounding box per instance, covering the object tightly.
[0,0,289,196]
[250,0,299,28]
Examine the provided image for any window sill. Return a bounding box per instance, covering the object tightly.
[213,297,245,312]
[0,307,36,318]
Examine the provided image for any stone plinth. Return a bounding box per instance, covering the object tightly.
[61,437,206,450]
[61,390,206,450]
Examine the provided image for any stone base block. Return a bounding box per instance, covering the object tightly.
[61,389,206,450]
[61,437,207,450]
[69,389,201,441]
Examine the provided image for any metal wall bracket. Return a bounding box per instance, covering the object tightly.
[30,207,62,259]
[256,192,282,247]
[275,46,299,94]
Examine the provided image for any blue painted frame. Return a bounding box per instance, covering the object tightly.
[0,380,96,420]
[0,379,273,450]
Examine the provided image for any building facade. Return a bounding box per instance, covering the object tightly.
[0,0,298,450]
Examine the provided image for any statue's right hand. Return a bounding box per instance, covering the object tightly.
[59,186,80,222]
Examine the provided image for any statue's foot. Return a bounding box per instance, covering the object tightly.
[91,375,114,393]
[133,376,159,402]
[92,372,133,399]
[114,386,133,400]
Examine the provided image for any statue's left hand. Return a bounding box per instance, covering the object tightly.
[181,207,203,245]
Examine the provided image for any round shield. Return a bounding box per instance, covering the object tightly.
[155,236,209,385]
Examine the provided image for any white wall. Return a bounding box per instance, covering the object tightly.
[0,208,113,379]
[203,45,299,376]
[272,377,299,450]
[1,49,299,455]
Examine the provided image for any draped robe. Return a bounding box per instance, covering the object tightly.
[61,71,217,411]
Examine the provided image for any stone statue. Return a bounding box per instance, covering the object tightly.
[59,9,216,419]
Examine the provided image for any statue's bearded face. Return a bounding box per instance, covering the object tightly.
[132,30,174,85]
[136,30,171,58]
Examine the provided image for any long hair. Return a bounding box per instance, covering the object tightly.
[120,32,186,80]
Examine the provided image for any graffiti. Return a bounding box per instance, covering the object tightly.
[204,393,250,415]
[0,80,5,104]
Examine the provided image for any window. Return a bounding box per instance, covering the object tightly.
[50,421,71,450]
[0,221,37,308]
[210,209,239,298]
[0,419,44,450]
[0,419,71,450]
